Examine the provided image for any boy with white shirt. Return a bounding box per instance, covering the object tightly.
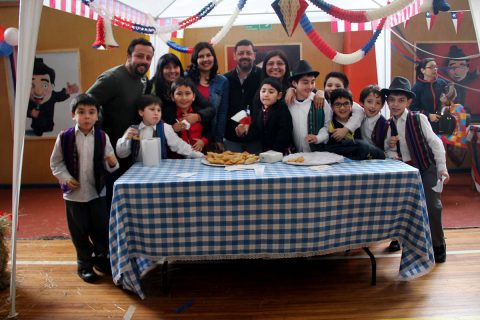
[359,84,388,150]
[116,95,203,161]
[50,93,119,283]
[287,60,331,152]
[382,76,450,263]
[325,88,385,160]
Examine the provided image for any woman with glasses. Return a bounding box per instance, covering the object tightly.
[411,58,448,133]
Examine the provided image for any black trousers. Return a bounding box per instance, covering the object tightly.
[65,197,110,269]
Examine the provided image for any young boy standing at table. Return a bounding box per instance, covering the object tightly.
[359,85,389,150]
[116,94,203,161]
[50,93,119,283]
[325,88,385,160]
[382,76,450,262]
[287,60,331,152]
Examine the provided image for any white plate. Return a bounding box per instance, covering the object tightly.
[201,158,259,167]
[283,152,344,166]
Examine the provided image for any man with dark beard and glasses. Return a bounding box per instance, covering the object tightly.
[87,38,154,213]
[224,39,263,153]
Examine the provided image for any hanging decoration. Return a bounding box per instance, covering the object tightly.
[165,0,247,53]
[271,0,308,37]
[425,11,436,30]
[300,13,386,65]
[450,11,465,34]
[0,26,18,57]
[91,16,119,50]
[309,0,421,23]
[331,18,378,33]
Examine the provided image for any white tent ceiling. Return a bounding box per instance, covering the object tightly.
[120,0,385,28]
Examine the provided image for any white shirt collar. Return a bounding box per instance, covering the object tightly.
[138,121,156,131]
[74,124,95,136]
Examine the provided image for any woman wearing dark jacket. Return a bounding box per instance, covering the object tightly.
[411,58,448,133]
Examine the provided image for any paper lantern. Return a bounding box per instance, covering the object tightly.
[4,27,18,46]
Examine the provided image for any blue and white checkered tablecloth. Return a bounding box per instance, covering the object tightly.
[109,158,435,299]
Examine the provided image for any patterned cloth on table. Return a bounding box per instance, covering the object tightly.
[109,158,435,299]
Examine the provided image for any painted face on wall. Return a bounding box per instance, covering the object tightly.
[30,74,53,105]
[447,60,469,82]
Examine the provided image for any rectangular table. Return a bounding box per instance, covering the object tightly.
[110,158,435,299]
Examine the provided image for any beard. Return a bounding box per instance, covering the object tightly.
[237,59,253,72]
[134,63,149,76]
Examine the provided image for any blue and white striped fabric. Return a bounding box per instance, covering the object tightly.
[109,158,434,299]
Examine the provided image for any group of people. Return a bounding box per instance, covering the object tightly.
[50,37,452,284]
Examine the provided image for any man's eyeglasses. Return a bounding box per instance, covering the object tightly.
[448,64,469,71]
[333,101,352,108]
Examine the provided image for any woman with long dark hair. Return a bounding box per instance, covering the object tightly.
[150,52,215,135]
[186,42,229,151]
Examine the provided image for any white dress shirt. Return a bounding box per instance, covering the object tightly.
[116,121,203,160]
[385,109,447,173]
[361,113,381,146]
[50,125,119,202]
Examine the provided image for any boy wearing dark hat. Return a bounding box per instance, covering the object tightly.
[383,76,450,263]
[287,60,331,152]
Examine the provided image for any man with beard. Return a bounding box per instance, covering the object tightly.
[87,38,154,213]
[224,39,263,153]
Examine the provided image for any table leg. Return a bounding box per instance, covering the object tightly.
[363,247,376,286]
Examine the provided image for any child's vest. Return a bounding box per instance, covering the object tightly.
[371,115,388,150]
[308,101,324,135]
[389,112,435,172]
[130,122,168,163]
[327,116,360,143]
[60,127,106,195]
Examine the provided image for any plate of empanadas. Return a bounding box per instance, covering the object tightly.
[202,151,260,166]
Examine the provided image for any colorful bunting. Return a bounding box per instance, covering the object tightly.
[450,11,465,34]
[425,11,437,31]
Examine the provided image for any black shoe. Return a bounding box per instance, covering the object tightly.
[434,245,447,263]
[388,240,401,252]
[94,256,112,276]
[78,267,99,283]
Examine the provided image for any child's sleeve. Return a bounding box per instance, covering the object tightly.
[50,134,74,184]
[419,114,447,173]
[316,101,331,144]
[164,123,203,158]
[384,126,398,159]
[116,133,132,159]
[344,102,365,132]
[104,134,120,172]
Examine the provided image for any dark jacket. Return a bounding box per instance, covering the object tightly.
[224,66,262,142]
[246,99,293,153]
[411,77,448,115]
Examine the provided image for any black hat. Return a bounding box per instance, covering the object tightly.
[447,45,468,60]
[381,76,416,99]
[289,60,319,81]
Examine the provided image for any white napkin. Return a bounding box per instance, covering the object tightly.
[432,175,447,192]
[231,110,247,123]
[224,164,265,177]
[309,165,331,172]
[176,172,197,178]
[141,138,161,167]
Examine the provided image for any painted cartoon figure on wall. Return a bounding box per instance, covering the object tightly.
[27,57,79,136]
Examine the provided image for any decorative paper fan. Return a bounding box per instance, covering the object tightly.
[272,0,308,37]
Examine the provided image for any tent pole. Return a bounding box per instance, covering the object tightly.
[8,0,43,318]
